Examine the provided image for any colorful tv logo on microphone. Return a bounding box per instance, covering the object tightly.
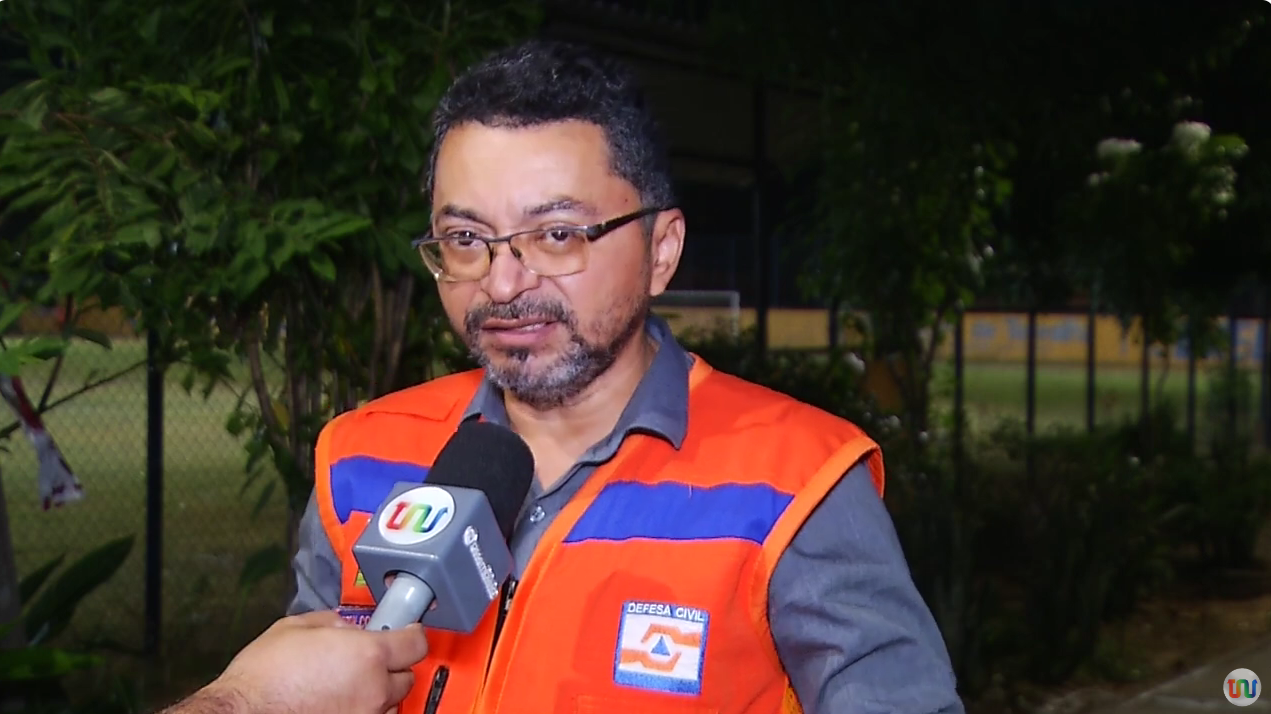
[1224,668,1260,707]
[377,486,456,546]
[387,501,449,533]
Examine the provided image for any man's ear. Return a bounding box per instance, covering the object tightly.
[647,209,685,298]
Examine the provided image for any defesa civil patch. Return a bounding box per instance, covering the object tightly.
[613,600,709,696]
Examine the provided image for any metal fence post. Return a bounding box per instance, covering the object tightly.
[1025,308,1037,437]
[1228,303,1239,435]
[1140,323,1150,427]
[144,329,164,655]
[953,310,966,495]
[1186,318,1198,448]
[1025,308,1037,479]
[751,82,769,359]
[1261,288,1270,448]
[1086,298,1096,433]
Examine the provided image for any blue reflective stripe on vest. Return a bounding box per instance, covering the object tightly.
[330,456,431,523]
[563,481,794,545]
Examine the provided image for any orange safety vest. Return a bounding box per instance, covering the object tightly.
[313,357,884,714]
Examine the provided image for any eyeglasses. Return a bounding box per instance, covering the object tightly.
[412,206,670,282]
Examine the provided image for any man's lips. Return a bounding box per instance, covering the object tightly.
[481,318,557,331]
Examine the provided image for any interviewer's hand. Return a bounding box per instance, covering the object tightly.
[197,611,429,714]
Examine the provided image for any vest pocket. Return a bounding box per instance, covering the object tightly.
[575,694,718,714]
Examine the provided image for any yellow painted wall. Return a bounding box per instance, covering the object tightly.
[942,313,1265,369]
[12,303,1267,370]
[16,303,137,337]
[652,307,1266,369]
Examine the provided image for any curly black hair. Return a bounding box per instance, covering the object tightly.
[425,39,676,211]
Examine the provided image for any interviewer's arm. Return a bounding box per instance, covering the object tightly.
[769,462,964,714]
[157,611,428,714]
[159,687,247,714]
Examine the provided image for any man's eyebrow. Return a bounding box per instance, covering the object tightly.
[436,204,487,223]
[525,197,598,219]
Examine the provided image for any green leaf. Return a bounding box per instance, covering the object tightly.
[0,645,102,682]
[237,544,287,593]
[234,257,270,297]
[251,480,277,519]
[0,338,66,376]
[394,210,432,235]
[23,535,134,646]
[18,92,49,130]
[18,554,66,603]
[272,73,290,113]
[139,8,162,42]
[0,301,28,334]
[115,220,163,247]
[89,87,128,105]
[309,251,337,282]
[225,410,246,437]
[69,327,113,350]
[309,215,371,242]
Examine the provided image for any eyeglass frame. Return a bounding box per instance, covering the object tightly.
[411,205,673,282]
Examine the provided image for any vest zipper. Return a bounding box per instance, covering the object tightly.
[487,577,518,670]
[421,665,449,714]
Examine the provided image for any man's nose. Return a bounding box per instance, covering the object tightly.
[481,243,539,303]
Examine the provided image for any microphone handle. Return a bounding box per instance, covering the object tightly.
[366,572,436,631]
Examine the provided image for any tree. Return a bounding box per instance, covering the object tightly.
[1066,124,1248,348]
[700,0,1269,689]
[706,0,1267,427]
[0,0,538,570]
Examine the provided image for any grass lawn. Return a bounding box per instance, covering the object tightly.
[0,338,1265,702]
[931,359,1266,442]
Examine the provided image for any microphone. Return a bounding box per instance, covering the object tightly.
[352,420,535,632]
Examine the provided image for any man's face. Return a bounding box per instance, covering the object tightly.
[429,120,681,409]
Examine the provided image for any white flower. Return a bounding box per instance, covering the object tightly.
[1170,121,1211,155]
[845,352,866,374]
[1096,138,1142,160]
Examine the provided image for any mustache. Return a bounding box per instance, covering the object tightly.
[463,298,573,335]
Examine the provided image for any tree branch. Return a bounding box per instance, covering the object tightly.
[381,272,414,396]
[0,360,147,441]
[243,329,285,452]
[38,296,76,412]
[368,262,385,396]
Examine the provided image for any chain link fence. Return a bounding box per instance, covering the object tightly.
[2,306,1267,670]
[2,333,289,666]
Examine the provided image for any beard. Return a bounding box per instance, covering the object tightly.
[461,293,649,410]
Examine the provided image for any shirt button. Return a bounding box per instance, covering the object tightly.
[529,505,546,523]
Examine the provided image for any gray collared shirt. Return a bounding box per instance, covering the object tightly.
[289,316,964,714]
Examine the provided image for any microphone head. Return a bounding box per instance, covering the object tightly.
[426,420,535,543]
[351,419,535,633]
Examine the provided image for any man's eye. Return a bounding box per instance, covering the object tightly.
[444,231,484,246]
[545,228,581,242]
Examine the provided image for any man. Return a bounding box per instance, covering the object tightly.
[290,39,963,714]
[158,611,428,714]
